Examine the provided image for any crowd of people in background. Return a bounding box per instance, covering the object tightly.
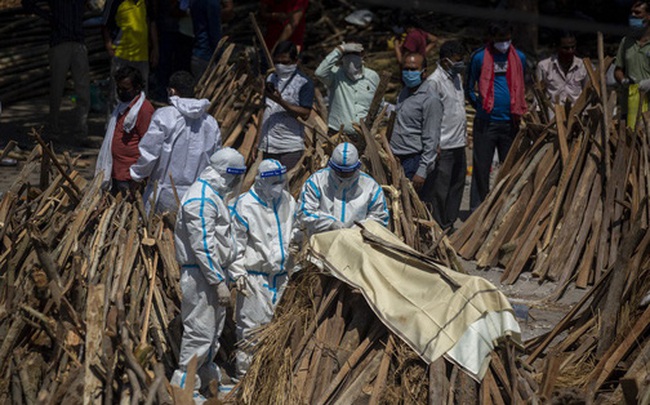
[19,0,650,401]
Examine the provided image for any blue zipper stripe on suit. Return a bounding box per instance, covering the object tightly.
[199,182,223,281]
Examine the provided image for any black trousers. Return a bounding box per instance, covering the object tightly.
[470,118,517,211]
[422,147,466,230]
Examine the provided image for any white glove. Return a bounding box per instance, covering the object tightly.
[639,79,650,93]
[235,276,250,297]
[330,221,345,230]
[338,42,364,54]
[216,282,231,307]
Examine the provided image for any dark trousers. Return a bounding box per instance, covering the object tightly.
[470,118,517,211]
[396,153,420,180]
[423,147,466,230]
[262,150,304,171]
[395,153,434,204]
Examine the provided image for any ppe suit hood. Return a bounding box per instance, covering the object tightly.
[329,142,361,172]
[170,95,211,119]
[204,147,247,201]
[253,159,287,203]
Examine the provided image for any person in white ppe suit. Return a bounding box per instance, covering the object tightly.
[130,71,221,213]
[170,147,246,400]
[228,159,297,379]
[297,142,389,236]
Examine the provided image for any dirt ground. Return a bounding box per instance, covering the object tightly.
[0,94,585,346]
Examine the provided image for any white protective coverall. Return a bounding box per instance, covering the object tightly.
[229,159,297,378]
[297,142,390,235]
[170,148,246,394]
[130,95,221,213]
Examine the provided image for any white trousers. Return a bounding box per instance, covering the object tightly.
[171,265,226,392]
[235,271,288,378]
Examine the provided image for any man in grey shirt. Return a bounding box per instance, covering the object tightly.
[424,40,467,231]
[390,52,442,199]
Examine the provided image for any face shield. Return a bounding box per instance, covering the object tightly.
[328,142,362,188]
[254,159,288,203]
[209,147,247,202]
[223,166,246,201]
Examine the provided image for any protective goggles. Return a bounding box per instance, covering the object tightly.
[328,159,361,173]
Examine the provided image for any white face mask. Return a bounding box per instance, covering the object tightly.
[267,183,285,200]
[330,170,360,189]
[341,54,363,81]
[256,178,286,202]
[493,40,511,54]
[275,63,297,79]
[220,172,244,203]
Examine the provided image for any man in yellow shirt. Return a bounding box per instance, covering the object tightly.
[102,0,159,103]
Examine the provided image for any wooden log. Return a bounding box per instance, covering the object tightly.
[83,284,104,405]
[369,335,394,405]
[539,352,562,401]
[596,212,646,357]
[589,302,650,392]
[501,186,555,284]
[620,338,650,405]
[314,322,384,405]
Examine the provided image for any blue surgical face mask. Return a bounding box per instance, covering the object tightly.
[630,17,645,28]
[402,70,423,88]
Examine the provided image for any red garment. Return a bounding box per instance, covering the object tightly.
[261,0,308,50]
[111,95,154,181]
[402,28,427,57]
[479,44,527,117]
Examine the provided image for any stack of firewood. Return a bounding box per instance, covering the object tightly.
[0,7,109,105]
[525,213,650,403]
[451,42,648,299]
[226,269,538,404]
[0,140,183,403]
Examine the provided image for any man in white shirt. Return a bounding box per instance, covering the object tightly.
[259,40,314,170]
[536,31,587,107]
[424,40,467,231]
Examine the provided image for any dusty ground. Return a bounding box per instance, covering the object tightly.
[0,94,585,345]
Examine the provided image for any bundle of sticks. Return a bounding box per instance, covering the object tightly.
[0,7,109,105]
[0,140,183,404]
[451,38,649,299]
[226,269,538,404]
[525,214,650,403]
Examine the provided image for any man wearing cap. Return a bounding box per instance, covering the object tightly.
[171,147,247,400]
[314,40,379,139]
[228,159,297,380]
[297,142,389,236]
